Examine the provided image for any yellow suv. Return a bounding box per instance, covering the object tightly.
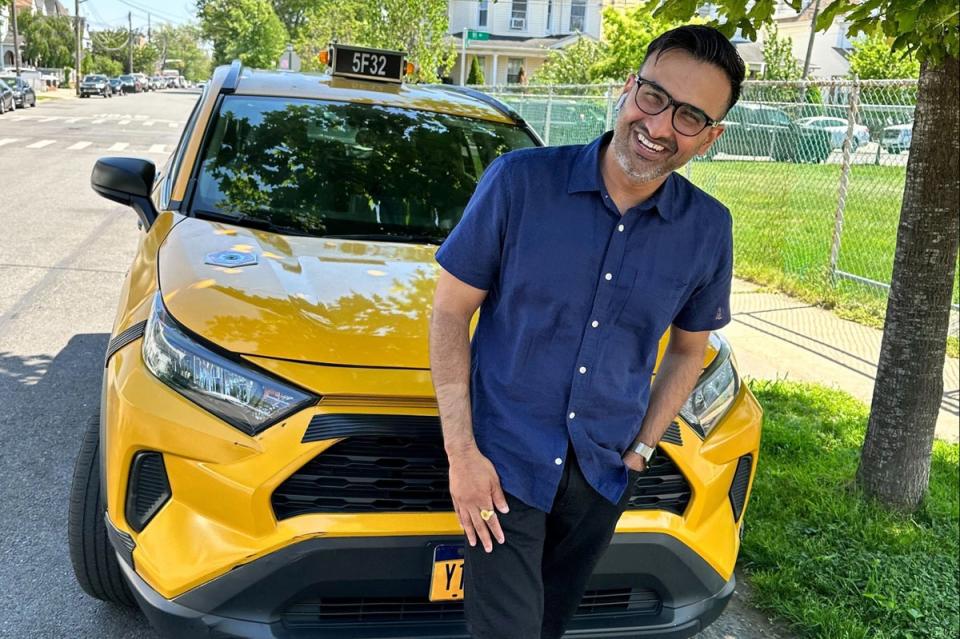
[68,45,763,639]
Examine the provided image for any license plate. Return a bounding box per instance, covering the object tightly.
[429,544,464,601]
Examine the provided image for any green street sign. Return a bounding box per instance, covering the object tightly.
[467,30,490,41]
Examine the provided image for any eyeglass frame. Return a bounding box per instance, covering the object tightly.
[631,75,724,137]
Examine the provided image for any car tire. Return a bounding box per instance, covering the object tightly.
[31,95,36,107]
[67,412,136,607]
[0,99,5,114]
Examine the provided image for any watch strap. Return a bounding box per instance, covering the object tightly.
[632,441,655,462]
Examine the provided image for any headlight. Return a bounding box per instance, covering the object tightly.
[679,332,740,439]
[142,294,316,435]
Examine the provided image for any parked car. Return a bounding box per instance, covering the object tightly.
[118,75,139,94]
[796,116,870,151]
[0,75,37,108]
[882,122,913,154]
[707,102,832,163]
[133,73,152,91]
[68,44,763,639]
[0,78,15,114]
[80,74,112,98]
[109,77,125,96]
[150,76,165,91]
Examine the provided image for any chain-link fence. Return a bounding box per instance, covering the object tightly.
[476,79,959,334]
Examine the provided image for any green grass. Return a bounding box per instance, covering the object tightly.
[742,380,960,638]
[687,160,960,354]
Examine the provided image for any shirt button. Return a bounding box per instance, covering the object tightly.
[618,224,625,232]
[591,320,599,328]
[579,366,587,374]
[568,412,576,419]
[604,273,612,281]
[555,458,563,465]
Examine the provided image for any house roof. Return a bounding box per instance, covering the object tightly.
[777,0,841,24]
[448,32,595,57]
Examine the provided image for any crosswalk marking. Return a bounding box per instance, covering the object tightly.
[144,121,156,127]
[148,144,167,153]
[26,139,56,149]
[64,118,83,123]
[118,119,131,125]
[0,138,20,147]
[67,141,92,150]
[168,122,179,128]
[108,142,129,151]
[37,117,59,122]
[91,119,106,124]
[9,114,36,120]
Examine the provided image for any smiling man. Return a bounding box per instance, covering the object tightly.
[430,25,746,639]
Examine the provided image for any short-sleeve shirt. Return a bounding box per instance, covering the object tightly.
[435,131,734,512]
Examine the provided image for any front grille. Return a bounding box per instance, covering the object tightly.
[272,435,691,519]
[282,588,660,627]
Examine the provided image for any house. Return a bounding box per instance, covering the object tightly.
[447,0,604,85]
[772,0,855,78]
[2,0,79,70]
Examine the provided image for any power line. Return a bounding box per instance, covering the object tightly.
[112,0,185,23]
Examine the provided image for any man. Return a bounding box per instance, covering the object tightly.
[429,25,746,639]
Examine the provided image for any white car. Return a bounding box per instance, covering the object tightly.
[796,116,870,151]
[882,122,913,154]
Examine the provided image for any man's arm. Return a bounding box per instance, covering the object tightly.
[622,326,710,471]
[430,268,508,553]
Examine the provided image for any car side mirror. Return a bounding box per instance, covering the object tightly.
[91,157,159,230]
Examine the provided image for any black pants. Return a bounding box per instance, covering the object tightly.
[463,443,637,639]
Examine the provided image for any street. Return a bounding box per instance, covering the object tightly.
[0,91,795,639]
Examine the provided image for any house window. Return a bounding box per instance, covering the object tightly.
[546,0,553,32]
[570,0,587,32]
[507,58,525,84]
[835,23,855,50]
[478,0,488,28]
[511,0,527,30]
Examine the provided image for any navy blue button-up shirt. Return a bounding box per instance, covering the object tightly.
[435,132,733,512]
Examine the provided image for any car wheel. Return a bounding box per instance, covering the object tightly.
[67,412,136,607]
[850,139,860,153]
[0,99,5,114]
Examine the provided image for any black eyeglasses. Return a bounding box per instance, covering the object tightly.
[633,76,721,137]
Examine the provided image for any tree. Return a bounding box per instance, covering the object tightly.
[655,0,959,512]
[849,31,921,79]
[18,11,75,68]
[532,37,605,85]
[761,24,802,80]
[133,42,160,75]
[197,0,288,68]
[295,0,455,82]
[466,56,485,85]
[84,54,123,77]
[154,23,212,82]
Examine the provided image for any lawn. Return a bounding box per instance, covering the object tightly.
[685,160,960,329]
[743,380,959,638]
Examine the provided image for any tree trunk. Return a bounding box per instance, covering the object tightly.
[856,56,960,511]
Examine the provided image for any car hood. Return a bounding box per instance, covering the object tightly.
[158,217,441,369]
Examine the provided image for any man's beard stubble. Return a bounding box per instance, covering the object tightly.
[611,119,693,185]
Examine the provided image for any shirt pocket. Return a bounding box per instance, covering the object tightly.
[616,266,690,331]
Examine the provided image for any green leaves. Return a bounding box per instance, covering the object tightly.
[849,31,921,80]
[198,0,288,68]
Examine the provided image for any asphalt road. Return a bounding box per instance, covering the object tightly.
[0,91,795,639]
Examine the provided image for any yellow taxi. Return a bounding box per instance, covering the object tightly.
[68,44,763,638]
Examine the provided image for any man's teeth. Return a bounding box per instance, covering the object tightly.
[637,131,665,152]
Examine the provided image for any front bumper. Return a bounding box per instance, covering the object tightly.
[117,532,734,639]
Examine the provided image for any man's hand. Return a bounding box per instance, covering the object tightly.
[622,449,648,473]
[448,448,509,553]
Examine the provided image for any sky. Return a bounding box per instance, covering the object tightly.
[79,0,199,33]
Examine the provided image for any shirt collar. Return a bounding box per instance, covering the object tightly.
[567,131,678,222]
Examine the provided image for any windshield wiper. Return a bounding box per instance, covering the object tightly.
[324,233,443,245]
[192,210,310,236]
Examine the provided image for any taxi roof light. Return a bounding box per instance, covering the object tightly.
[320,43,407,84]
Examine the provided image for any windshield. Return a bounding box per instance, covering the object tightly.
[191,96,537,241]
[83,75,104,82]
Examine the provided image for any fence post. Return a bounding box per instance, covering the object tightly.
[829,76,860,281]
[604,84,614,131]
[544,87,554,145]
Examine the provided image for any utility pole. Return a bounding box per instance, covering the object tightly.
[147,13,151,43]
[11,0,22,78]
[74,0,81,94]
[802,0,822,78]
[127,11,133,73]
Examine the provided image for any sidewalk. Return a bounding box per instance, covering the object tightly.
[36,87,78,100]
[725,278,959,443]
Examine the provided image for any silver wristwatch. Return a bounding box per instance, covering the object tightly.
[632,441,655,462]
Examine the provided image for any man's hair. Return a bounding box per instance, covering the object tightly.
[642,25,746,114]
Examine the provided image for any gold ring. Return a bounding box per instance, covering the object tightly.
[480,509,494,521]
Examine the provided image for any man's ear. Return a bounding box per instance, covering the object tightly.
[698,125,724,156]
